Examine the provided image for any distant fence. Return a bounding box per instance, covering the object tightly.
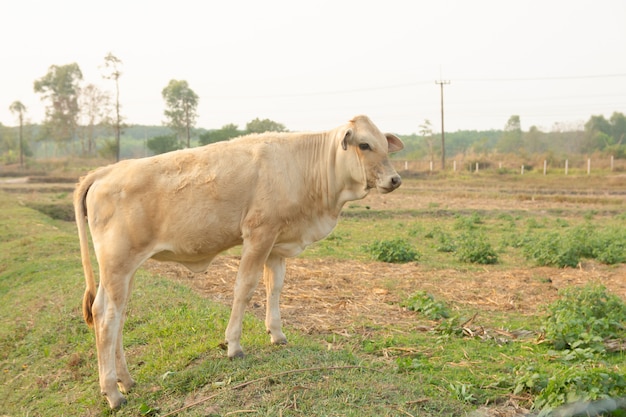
[393,156,626,175]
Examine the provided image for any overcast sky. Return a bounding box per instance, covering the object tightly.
[2,0,625,134]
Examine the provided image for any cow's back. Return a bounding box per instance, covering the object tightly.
[83,133,331,268]
[84,141,262,264]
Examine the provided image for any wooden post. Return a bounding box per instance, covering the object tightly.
[429,160,433,172]
[565,159,569,175]
[404,161,408,170]
[475,162,479,173]
[453,160,457,172]
[611,155,614,171]
[543,160,547,175]
[587,158,591,175]
[521,165,525,175]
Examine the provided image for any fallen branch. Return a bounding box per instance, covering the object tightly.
[160,365,378,417]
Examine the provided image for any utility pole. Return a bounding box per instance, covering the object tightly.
[435,78,450,170]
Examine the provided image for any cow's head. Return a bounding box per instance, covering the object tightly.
[338,115,404,197]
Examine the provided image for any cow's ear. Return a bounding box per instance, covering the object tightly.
[341,128,353,151]
[386,133,404,153]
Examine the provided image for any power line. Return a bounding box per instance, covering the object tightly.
[198,72,626,101]
[456,73,626,82]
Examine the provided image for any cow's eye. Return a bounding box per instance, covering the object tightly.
[358,143,371,151]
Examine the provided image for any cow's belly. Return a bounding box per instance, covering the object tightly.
[272,215,338,258]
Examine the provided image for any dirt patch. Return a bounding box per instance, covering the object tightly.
[144,256,626,338]
[141,176,626,339]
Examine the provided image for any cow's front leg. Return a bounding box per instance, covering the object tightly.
[264,254,287,345]
[225,233,273,358]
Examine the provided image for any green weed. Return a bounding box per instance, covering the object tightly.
[455,231,499,264]
[543,284,626,352]
[366,237,420,263]
[401,291,450,320]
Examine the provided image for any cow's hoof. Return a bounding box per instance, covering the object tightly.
[228,350,245,360]
[225,341,245,359]
[268,329,287,345]
[118,377,135,394]
[105,391,127,410]
[271,337,288,346]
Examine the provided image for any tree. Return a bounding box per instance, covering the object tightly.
[199,123,242,145]
[147,134,179,155]
[496,115,522,153]
[33,63,83,152]
[524,125,544,154]
[162,80,198,148]
[418,119,434,163]
[583,112,626,154]
[583,115,612,152]
[9,101,27,168]
[609,112,626,145]
[102,53,123,161]
[78,84,111,156]
[245,118,286,134]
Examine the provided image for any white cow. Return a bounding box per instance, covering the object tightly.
[74,115,404,408]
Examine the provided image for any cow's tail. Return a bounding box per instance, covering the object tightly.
[74,172,98,328]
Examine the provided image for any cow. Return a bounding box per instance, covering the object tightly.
[74,115,404,408]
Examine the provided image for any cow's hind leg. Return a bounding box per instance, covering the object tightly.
[264,254,287,345]
[92,270,133,409]
[115,292,135,394]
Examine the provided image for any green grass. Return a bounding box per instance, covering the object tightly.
[0,193,468,416]
[307,209,626,272]
[1,181,625,416]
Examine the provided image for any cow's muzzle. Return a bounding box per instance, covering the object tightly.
[377,174,402,193]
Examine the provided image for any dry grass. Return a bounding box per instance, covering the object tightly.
[146,256,626,342]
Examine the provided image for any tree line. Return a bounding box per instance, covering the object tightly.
[1,55,625,167]
[402,113,626,163]
[1,55,208,167]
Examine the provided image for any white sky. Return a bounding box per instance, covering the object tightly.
[1,0,625,134]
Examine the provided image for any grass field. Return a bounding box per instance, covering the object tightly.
[1,169,625,416]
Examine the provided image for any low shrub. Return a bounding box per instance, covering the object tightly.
[522,225,626,267]
[366,238,419,263]
[543,284,626,352]
[401,291,450,320]
[456,232,498,264]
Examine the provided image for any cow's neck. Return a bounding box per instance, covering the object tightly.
[306,131,369,215]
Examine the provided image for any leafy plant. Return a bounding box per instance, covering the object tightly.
[456,231,498,264]
[533,366,626,414]
[449,382,476,404]
[401,291,450,320]
[592,228,626,264]
[454,213,483,230]
[543,284,626,352]
[366,238,419,263]
[522,225,626,267]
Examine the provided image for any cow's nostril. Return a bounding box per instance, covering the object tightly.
[391,175,402,187]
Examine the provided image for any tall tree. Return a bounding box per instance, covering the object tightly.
[496,115,522,153]
[583,115,612,152]
[9,101,27,168]
[245,118,286,134]
[418,119,434,163]
[524,125,545,154]
[162,80,199,148]
[33,63,83,152]
[102,53,123,161]
[609,112,626,145]
[78,84,111,156]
